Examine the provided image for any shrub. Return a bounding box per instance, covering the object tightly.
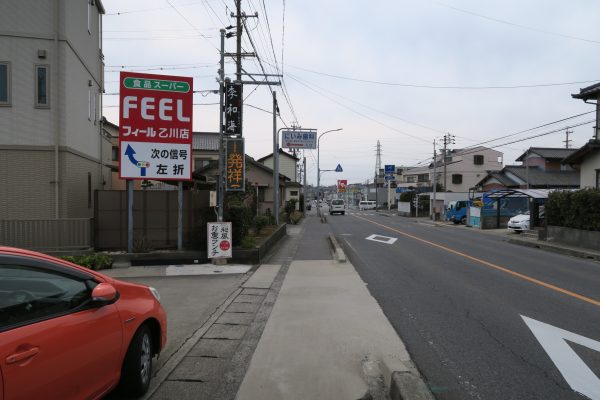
[241,236,256,249]
[546,189,600,231]
[253,215,270,234]
[289,210,302,224]
[225,204,253,245]
[61,254,112,270]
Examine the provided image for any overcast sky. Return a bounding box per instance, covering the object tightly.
[102,0,600,186]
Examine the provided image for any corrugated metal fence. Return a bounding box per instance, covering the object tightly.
[0,219,92,251]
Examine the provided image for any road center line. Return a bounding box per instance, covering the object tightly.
[354,215,600,308]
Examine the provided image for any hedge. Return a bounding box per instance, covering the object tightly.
[545,189,600,231]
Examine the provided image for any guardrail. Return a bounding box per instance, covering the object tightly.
[0,219,92,251]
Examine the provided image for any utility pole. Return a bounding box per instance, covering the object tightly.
[217,29,226,222]
[432,139,437,220]
[442,133,455,192]
[375,140,381,210]
[564,127,573,149]
[236,0,242,82]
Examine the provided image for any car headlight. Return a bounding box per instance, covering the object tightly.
[149,287,161,302]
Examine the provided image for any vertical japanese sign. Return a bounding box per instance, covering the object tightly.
[119,72,193,180]
[207,222,232,258]
[337,179,347,193]
[225,138,245,191]
[224,82,243,136]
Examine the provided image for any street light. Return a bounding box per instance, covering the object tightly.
[317,128,343,215]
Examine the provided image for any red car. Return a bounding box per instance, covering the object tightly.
[0,246,167,400]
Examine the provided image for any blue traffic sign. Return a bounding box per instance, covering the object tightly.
[335,164,343,172]
[384,164,395,174]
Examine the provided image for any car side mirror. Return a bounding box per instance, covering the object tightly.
[91,283,119,306]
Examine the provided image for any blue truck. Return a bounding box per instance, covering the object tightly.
[445,200,471,224]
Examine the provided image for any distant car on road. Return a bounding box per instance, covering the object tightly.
[0,246,167,399]
[330,199,346,215]
[359,200,376,211]
[507,211,530,233]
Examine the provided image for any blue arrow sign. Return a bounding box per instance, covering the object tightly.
[125,144,146,177]
[335,164,343,172]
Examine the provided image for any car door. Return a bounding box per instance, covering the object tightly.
[0,256,123,400]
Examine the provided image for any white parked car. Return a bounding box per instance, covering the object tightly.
[359,200,376,210]
[507,211,530,233]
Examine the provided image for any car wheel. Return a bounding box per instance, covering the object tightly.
[460,216,467,225]
[341,212,345,215]
[120,324,153,397]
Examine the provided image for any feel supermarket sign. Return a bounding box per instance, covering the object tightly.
[119,72,193,180]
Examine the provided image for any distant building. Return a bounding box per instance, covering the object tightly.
[0,1,108,219]
[257,149,302,209]
[477,147,579,191]
[396,146,503,192]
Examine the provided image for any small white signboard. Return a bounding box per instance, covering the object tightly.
[207,222,232,258]
[282,130,317,149]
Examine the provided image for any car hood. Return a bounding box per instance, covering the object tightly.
[509,215,530,223]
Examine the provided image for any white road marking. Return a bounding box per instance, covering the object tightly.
[365,234,398,244]
[522,315,600,400]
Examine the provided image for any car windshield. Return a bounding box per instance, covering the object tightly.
[332,200,343,205]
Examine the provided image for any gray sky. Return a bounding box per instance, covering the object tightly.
[102,0,600,186]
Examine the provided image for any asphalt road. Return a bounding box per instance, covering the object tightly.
[327,208,600,400]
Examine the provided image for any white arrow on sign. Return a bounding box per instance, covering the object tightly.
[522,315,600,400]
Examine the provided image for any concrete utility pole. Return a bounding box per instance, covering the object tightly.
[273,91,279,225]
[432,139,437,220]
[442,133,455,192]
[564,127,573,149]
[375,140,381,210]
[217,29,226,222]
[236,0,242,82]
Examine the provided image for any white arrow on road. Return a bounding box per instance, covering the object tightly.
[522,315,600,400]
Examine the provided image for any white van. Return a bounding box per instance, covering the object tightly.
[359,201,376,210]
[330,199,345,215]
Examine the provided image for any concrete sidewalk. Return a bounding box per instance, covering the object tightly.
[235,259,419,400]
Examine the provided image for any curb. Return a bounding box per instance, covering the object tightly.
[328,235,347,263]
[507,238,600,261]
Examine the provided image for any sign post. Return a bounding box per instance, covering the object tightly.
[119,72,193,251]
[384,165,395,211]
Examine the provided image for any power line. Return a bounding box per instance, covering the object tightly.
[433,1,600,46]
[105,1,210,16]
[285,64,600,90]
[277,65,446,135]
[165,0,219,50]
[459,110,595,151]
[285,72,431,143]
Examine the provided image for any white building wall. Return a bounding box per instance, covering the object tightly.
[580,151,600,188]
[261,154,297,182]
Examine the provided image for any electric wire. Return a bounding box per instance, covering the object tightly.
[284,64,600,90]
[432,1,600,46]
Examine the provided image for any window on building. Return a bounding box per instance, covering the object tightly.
[0,62,10,105]
[35,65,49,107]
[258,187,265,202]
[290,190,298,196]
[452,174,463,184]
[418,174,429,183]
[474,155,484,165]
[111,146,119,161]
